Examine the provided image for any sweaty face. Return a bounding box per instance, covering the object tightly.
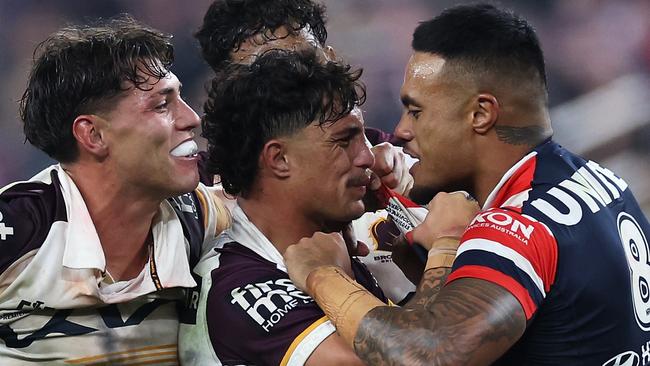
[231,25,333,64]
[285,108,375,227]
[395,52,475,202]
[100,70,201,199]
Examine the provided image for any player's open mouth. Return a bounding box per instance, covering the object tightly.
[403,148,419,159]
[170,140,199,158]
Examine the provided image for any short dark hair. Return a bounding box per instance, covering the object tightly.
[195,0,327,72]
[413,3,547,90]
[20,15,174,163]
[202,49,365,196]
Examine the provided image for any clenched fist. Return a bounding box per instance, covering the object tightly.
[284,232,352,293]
[411,191,480,250]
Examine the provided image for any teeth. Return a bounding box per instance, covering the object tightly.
[170,140,198,157]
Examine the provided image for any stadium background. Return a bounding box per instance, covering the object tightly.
[1,0,648,213]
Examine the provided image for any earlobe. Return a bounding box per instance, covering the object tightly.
[262,140,291,178]
[472,93,499,134]
[325,45,337,61]
[72,115,108,159]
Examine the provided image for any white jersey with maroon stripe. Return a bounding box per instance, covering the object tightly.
[0,165,228,365]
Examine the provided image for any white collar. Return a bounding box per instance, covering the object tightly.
[216,203,287,272]
[482,151,538,210]
[51,165,195,290]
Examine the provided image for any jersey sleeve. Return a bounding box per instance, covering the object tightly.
[205,262,335,366]
[0,183,61,278]
[446,208,558,320]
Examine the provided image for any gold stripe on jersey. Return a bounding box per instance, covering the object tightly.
[65,344,178,365]
[194,188,210,233]
[280,315,329,366]
[148,238,163,290]
[195,186,232,238]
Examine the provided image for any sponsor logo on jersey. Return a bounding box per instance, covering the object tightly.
[0,299,172,348]
[230,278,313,332]
[169,193,198,219]
[0,211,14,241]
[602,351,640,366]
[531,161,628,226]
[469,210,534,244]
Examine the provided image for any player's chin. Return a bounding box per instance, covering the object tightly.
[408,183,439,205]
[344,200,366,221]
[170,172,200,196]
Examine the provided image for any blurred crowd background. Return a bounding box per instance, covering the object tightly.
[1,0,649,213]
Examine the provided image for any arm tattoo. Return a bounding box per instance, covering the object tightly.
[405,267,452,310]
[494,125,547,146]
[354,279,526,366]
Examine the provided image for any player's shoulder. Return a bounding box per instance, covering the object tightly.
[0,169,67,275]
[208,241,285,284]
[465,207,554,247]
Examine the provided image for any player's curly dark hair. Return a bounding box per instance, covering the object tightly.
[20,15,174,163]
[202,49,365,196]
[195,0,327,72]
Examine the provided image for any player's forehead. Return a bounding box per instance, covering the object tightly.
[401,52,447,104]
[404,52,446,85]
[322,107,365,134]
[114,67,179,110]
[232,25,323,64]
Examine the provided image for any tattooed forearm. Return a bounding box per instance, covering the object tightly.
[353,279,526,366]
[405,267,452,310]
[494,125,548,146]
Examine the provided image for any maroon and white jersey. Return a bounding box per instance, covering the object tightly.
[179,204,386,366]
[352,210,416,303]
[448,140,650,365]
[0,165,228,365]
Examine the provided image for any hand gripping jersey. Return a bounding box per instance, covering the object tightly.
[447,140,650,365]
[179,204,387,366]
[0,165,229,365]
[351,210,416,304]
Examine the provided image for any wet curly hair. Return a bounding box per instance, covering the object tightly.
[195,0,327,71]
[201,49,365,196]
[20,15,174,163]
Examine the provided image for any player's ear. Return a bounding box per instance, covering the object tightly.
[72,114,109,159]
[472,93,499,135]
[324,45,337,61]
[261,139,291,178]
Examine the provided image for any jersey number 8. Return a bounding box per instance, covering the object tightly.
[618,212,650,331]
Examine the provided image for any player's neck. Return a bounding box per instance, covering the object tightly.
[472,140,537,207]
[473,113,552,206]
[63,163,159,280]
[238,194,322,255]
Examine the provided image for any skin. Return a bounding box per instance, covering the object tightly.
[240,107,374,255]
[228,26,410,196]
[284,51,555,365]
[213,22,410,365]
[66,68,200,280]
[232,25,334,64]
[237,108,373,366]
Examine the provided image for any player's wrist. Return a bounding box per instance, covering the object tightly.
[307,265,386,347]
[425,236,460,269]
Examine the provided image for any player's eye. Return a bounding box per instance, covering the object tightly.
[407,109,421,119]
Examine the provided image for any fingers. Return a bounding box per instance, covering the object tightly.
[284,231,353,291]
[370,142,413,195]
[412,191,481,250]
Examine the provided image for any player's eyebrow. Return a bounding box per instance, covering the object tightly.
[401,94,422,108]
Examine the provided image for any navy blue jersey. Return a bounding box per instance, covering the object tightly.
[448,140,650,365]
